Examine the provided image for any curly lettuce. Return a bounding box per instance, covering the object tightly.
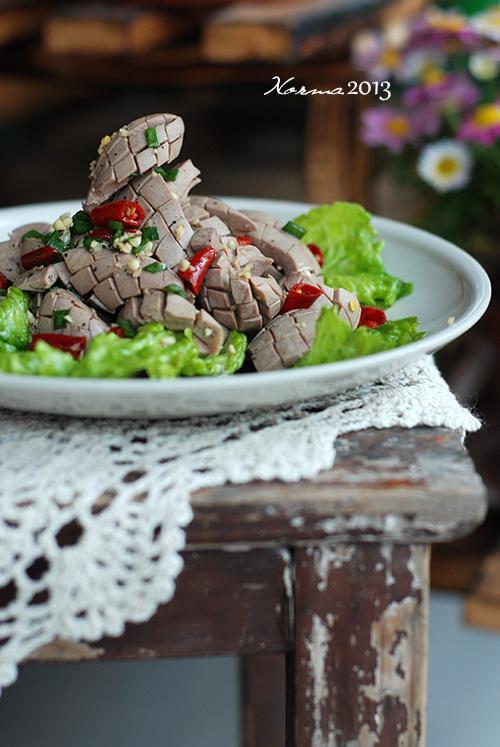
[295,202,412,308]
[0,287,30,351]
[296,306,424,368]
[0,323,248,379]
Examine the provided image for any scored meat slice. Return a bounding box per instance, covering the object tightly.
[85,113,185,211]
[201,248,284,333]
[189,196,257,234]
[0,223,52,283]
[249,285,362,371]
[36,289,108,339]
[249,308,319,371]
[167,159,201,205]
[14,266,58,292]
[247,219,321,276]
[119,294,227,355]
[62,248,189,313]
[113,171,192,268]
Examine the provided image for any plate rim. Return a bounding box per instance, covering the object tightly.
[0,197,491,395]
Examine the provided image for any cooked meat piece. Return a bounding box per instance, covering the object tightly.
[249,308,319,371]
[235,244,273,276]
[241,210,282,228]
[0,238,22,282]
[199,216,231,237]
[53,261,72,287]
[201,249,284,333]
[190,196,256,234]
[164,293,197,330]
[190,227,224,254]
[64,247,94,275]
[141,290,166,322]
[113,171,192,268]
[85,113,185,210]
[0,223,51,283]
[168,159,201,204]
[281,270,322,292]
[37,289,108,339]
[139,264,182,292]
[247,219,321,275]
[183,202,210,226]
[15,266,58,292]
[249,285,361,372]
[119,297,143,328]
[93,277,123,311]
[193,309,227,355]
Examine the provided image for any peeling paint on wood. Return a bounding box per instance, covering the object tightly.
[28,638,105,661]
[291,544,429,747]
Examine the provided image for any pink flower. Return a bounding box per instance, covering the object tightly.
[458,102,500,146]
[361,107,422,152]
[403,72,481,111]
[352,31,402,80]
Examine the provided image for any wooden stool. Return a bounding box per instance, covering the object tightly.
[31,426,486,746]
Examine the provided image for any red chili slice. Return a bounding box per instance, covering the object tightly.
[0,272,10,290]
[307,243,324,268]
[109,326,126,338]
[359,306,387,328]
[21,246,59,271]
[281,283,323,314]
[177,246,216,295]
[237,235,253,246]
[89,228,113,240]
[29,333,86,359]
[91,200,145,229]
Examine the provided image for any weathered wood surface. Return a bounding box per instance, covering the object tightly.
[30,548,292,661]
[188,428,487,546]
[289,543,429,747]
[242,655,286,747]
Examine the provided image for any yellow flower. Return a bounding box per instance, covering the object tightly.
[378,47,401,71]
[421,67,446,86]
[472,103,500,129]
[386,116,410,137]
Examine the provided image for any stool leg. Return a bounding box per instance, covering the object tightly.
[287,543,429,746]
[242,654,286,747]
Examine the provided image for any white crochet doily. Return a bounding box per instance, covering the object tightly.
[0,356,480,692]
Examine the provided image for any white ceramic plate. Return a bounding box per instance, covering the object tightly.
[0,198,491,419]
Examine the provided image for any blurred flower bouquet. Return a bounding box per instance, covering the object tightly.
[353,5,500,254]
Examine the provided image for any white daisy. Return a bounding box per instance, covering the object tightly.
[471,7,500,42]
[469,50,499,81]
[397,49,447,84]
[417,140,472,193]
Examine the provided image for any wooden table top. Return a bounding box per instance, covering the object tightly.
[188,426,487,547]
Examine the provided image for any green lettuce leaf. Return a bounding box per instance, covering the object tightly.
[0,323,248,379]
[295,202,412,308]
[0,287,30,350]
[182,331,247,377]
[0,340,76,376]
[296,306,425,368]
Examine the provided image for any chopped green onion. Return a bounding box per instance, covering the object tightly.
[53,309,70,330]
[21,229,46,241]
[44,231,67,253]
[282,221,306,240]
[145,127,160,148]
[118,318,136,338]
[164,284,188,299]
[155,166,178,182]
[83,237,94,250]
[108,220,123,234]
[142,226,159,242]
[72,210,93,235]
[143,262,165,274]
